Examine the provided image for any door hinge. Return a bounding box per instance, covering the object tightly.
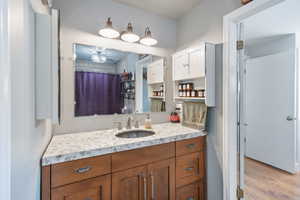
[163,58,167,66]
[237,40,244,50]
[237,187,244,199]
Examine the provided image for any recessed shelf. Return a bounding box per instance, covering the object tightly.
[174,97,205,101]
[149,96,164,99]
[148,82,164,85]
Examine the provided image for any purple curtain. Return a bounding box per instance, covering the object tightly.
[75,71,122,116]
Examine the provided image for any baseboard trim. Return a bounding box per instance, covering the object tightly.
[296,163,300,172]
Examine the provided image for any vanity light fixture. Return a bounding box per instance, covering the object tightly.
[98,17,120,39]
[120,23,140,43]
[139,27,158,46]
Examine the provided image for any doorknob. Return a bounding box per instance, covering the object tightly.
[287,116,296,121]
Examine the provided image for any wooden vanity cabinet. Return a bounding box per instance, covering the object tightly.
[42,136,206,200]
[51,174,111,200]
[112,166,147,200]
[112,159,175,200]
[147,159,175,200]
[176,181,205,200]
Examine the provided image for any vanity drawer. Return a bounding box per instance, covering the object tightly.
[176,137,205,156]
[51,155,111,188]
[176,152,205,187]
[112,143,175,172]
[176,181,205,200]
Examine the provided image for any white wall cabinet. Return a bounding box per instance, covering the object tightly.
[188,46,206,79]
[173,51,189,81]
[147,59,164,84]
[172,43,215,107]
[35,9,60,123]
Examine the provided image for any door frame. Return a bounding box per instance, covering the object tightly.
[0,0,11,199]
[222,0,287,200]
[135,55,152,113]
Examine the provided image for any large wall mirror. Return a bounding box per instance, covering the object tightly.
[73,43,166,117]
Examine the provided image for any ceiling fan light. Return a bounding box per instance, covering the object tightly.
[99,55,107,63]
[98,17,120,39]
[140,27,157,46]
[120,23,140,43]
[91,54,107,63]
[91,54,100,63]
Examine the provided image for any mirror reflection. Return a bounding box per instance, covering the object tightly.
[74,44,166,117]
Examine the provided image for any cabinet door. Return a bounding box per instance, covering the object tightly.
[112,165,147,200]
[148,59,164,84]
[148,159,175,200]
[176,181,205,200]
[188,46,206,79]
[173,51,189,81]
[51,174,111,200]
[147,64,154,84]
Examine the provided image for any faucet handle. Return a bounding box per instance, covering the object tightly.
[134,120,139,128]
[113,122,122,130]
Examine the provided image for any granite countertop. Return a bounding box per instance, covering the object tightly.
[42,123,207,166]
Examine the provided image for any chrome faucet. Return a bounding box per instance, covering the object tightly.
[126,116,133,129]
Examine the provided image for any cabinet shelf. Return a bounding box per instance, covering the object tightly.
[174,97,205,101]
[149,96,165,99]
[148,81,164,85]
[172,42,215,107]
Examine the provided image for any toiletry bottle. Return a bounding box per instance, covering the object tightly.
[144,113,152,129]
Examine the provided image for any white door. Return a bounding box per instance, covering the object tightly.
[173,50,189,81]
[245,50,297,173]
[188,46,206,79]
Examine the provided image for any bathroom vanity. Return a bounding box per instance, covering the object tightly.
[41,123,207,200]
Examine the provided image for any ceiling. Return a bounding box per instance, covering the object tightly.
[244,0,300,43]
[112,0,201,19]
[75,44,127,65]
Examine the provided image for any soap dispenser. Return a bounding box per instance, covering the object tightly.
[144,113,152,129]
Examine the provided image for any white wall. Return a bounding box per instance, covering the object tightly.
[0,0,11,199]
[9,1,52,200]
[176,0,241,48]
[245,34,296,58]
[175,1,241,199]
[52,0,176,134]
[53,0,177,49]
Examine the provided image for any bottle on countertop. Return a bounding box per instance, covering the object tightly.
[144,113,152,129]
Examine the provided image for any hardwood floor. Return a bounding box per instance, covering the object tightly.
[245,158,300,200]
